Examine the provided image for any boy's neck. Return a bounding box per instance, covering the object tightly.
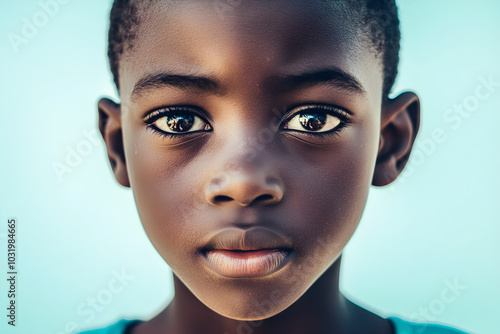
[132,256,394,334]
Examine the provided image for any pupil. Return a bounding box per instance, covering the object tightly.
[167,114,194,132]
[299,113,326,131]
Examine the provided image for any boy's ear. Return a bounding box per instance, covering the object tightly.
[98,98,130,187]
[372,92,420,186]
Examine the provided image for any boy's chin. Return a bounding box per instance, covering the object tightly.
[184,270,308,321]
[203,295,292,321]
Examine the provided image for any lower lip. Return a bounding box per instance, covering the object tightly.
[202,249,291,278]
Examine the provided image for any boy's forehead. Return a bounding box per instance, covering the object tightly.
[119,0,382,103]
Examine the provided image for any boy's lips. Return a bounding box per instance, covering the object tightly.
[200,226,293,252]
[199,227,294,278]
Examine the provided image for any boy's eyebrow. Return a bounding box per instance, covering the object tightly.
[131,72,221,100]
[131,67,365,100]
[270,67,365,95]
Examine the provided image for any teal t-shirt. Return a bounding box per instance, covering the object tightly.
[78,317,468,333]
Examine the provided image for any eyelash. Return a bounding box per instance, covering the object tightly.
[143,106,210,139]
[147,127,185,140]
[281,104,351,138]
[143,104,352,139]
[289,122,348,139]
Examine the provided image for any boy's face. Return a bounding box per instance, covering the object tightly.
[101,0,412,321]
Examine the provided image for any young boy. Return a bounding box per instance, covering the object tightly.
[81,0,467,333]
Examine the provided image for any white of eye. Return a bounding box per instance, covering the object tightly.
[285,113,341,133]
[154,114,211,133]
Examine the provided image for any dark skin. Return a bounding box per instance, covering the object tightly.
[98,1,420,333]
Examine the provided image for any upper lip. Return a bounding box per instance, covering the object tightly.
[200,227,293,252]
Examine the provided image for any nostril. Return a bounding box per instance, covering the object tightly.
[255,194,274,202]
[213,195,233,203]
[212,194,275,205]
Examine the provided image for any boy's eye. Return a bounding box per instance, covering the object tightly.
[144,106,212,135]
[283,105,348,134]
[284,113,340,132]
[154,113,211,133]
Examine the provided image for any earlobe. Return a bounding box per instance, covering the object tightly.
[98,98,130,187]
[372,92,420,186]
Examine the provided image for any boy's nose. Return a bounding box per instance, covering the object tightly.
[205,168,284,207]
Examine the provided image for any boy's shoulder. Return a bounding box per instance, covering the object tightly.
[388,317,469,334]
[78,319,141,334]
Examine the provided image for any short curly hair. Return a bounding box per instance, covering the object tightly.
[107,0,400,99]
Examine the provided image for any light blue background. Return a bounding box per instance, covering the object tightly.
[1,1,499,333]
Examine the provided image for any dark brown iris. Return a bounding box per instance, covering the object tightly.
[299,113,326,131]
[166,114,194,132]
